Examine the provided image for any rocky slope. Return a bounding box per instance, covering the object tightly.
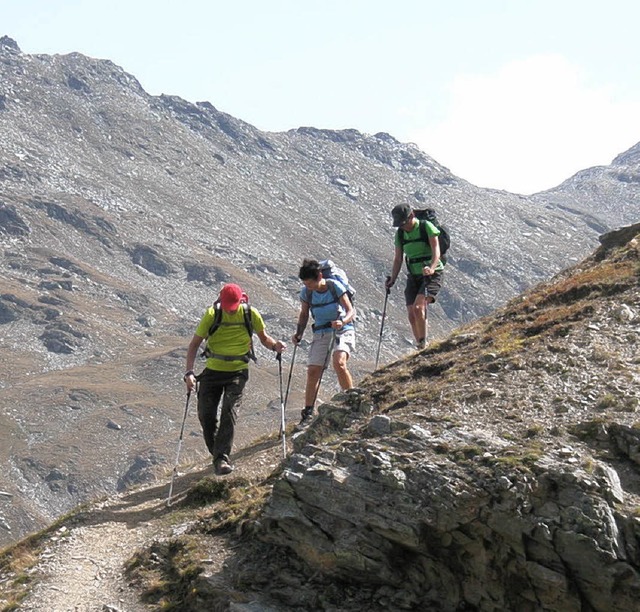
[0,33,639,547]
[243,224,640,611]
[1,224,638,612]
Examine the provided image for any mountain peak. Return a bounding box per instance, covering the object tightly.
[0,36,20,53]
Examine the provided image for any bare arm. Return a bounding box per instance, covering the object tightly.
[256,329,286,353]
[333,293,354,330]
[386,245,404,288]
[424,234,441,276]
[184,334,204,391]
[293,301,310,344]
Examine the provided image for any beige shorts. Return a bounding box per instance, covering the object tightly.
[308,328,356,367]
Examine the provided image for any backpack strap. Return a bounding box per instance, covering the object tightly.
[400,220,431,271]
[242,303,257,362]
[325,278,340,304]
[307,279,340,308]
[206,301,224,337]
[308,280,342,331]
[398,220,429,248]
[419,219,429,244]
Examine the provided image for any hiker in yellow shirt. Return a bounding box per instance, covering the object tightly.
[184,283,286,475]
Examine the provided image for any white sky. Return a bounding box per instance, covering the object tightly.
[3,0,640,194]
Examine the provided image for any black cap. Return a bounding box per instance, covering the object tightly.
[391,203,412,227]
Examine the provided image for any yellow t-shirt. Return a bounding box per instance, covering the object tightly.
[195,305,265,372]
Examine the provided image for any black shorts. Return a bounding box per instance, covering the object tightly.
[404,271,443,306]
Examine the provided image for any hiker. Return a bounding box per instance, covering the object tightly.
[184,283,286,475]
[385,203,444,350]
[292,258,356,427]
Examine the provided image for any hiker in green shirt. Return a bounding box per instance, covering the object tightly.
[184,283,286,475]
[385,203,444,350]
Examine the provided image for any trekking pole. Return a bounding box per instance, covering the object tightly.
[276,352,287,458]
[311,331,336,409]
[375,280,391,370]
[283,342,297,420]
[167,390,192,507]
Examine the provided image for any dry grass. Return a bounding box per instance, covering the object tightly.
[0,513,78,611]
[125,538,205,610]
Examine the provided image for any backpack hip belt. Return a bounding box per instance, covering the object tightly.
[406,255,430,265]
[312,321,334,332]
[203,349,253,363]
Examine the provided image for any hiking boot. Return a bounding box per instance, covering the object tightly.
[294,407,314,432]
[214,456,233,476]
[416,338,426,350]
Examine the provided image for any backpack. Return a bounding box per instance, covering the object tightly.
[397,208,450,260]
[201,293,256,363]
[318,259,356,303]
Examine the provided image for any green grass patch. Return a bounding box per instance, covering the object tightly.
[180,477,233,508]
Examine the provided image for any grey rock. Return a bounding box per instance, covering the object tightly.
[367,415,391,435]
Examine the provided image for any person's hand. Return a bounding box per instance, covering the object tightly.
[183,371,196,392]
[423,265,434,276]
[273,340,286,353]
[331,319,344,330]
[291,334,301,345]
[384,275,395,290]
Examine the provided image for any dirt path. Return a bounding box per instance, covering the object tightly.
[17,436,284,612]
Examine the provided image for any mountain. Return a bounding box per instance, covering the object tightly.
[536,140,640,225]
[0,34,638,548]
[1,224,639,611]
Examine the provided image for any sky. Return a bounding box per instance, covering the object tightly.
[3,0,640,194]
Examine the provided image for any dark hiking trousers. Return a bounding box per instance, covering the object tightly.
[197,368,249,461]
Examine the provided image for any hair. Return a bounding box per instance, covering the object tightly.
[299,258,321,281]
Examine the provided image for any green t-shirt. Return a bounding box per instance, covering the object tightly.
[195,305,265,372]
[394,219,445,276]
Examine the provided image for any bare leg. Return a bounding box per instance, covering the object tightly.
[332,350,352,390]
[305,364,324,407]
[407,293,427,342]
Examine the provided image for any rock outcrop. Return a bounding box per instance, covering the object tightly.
[225,225,640,611]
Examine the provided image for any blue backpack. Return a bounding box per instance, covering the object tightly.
[318,259,356,303]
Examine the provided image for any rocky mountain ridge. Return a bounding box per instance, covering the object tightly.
[0,34,639,548]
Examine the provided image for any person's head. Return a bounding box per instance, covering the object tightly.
[391,203,414,228]
[299,258,323,290]
[219,283,243,313]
